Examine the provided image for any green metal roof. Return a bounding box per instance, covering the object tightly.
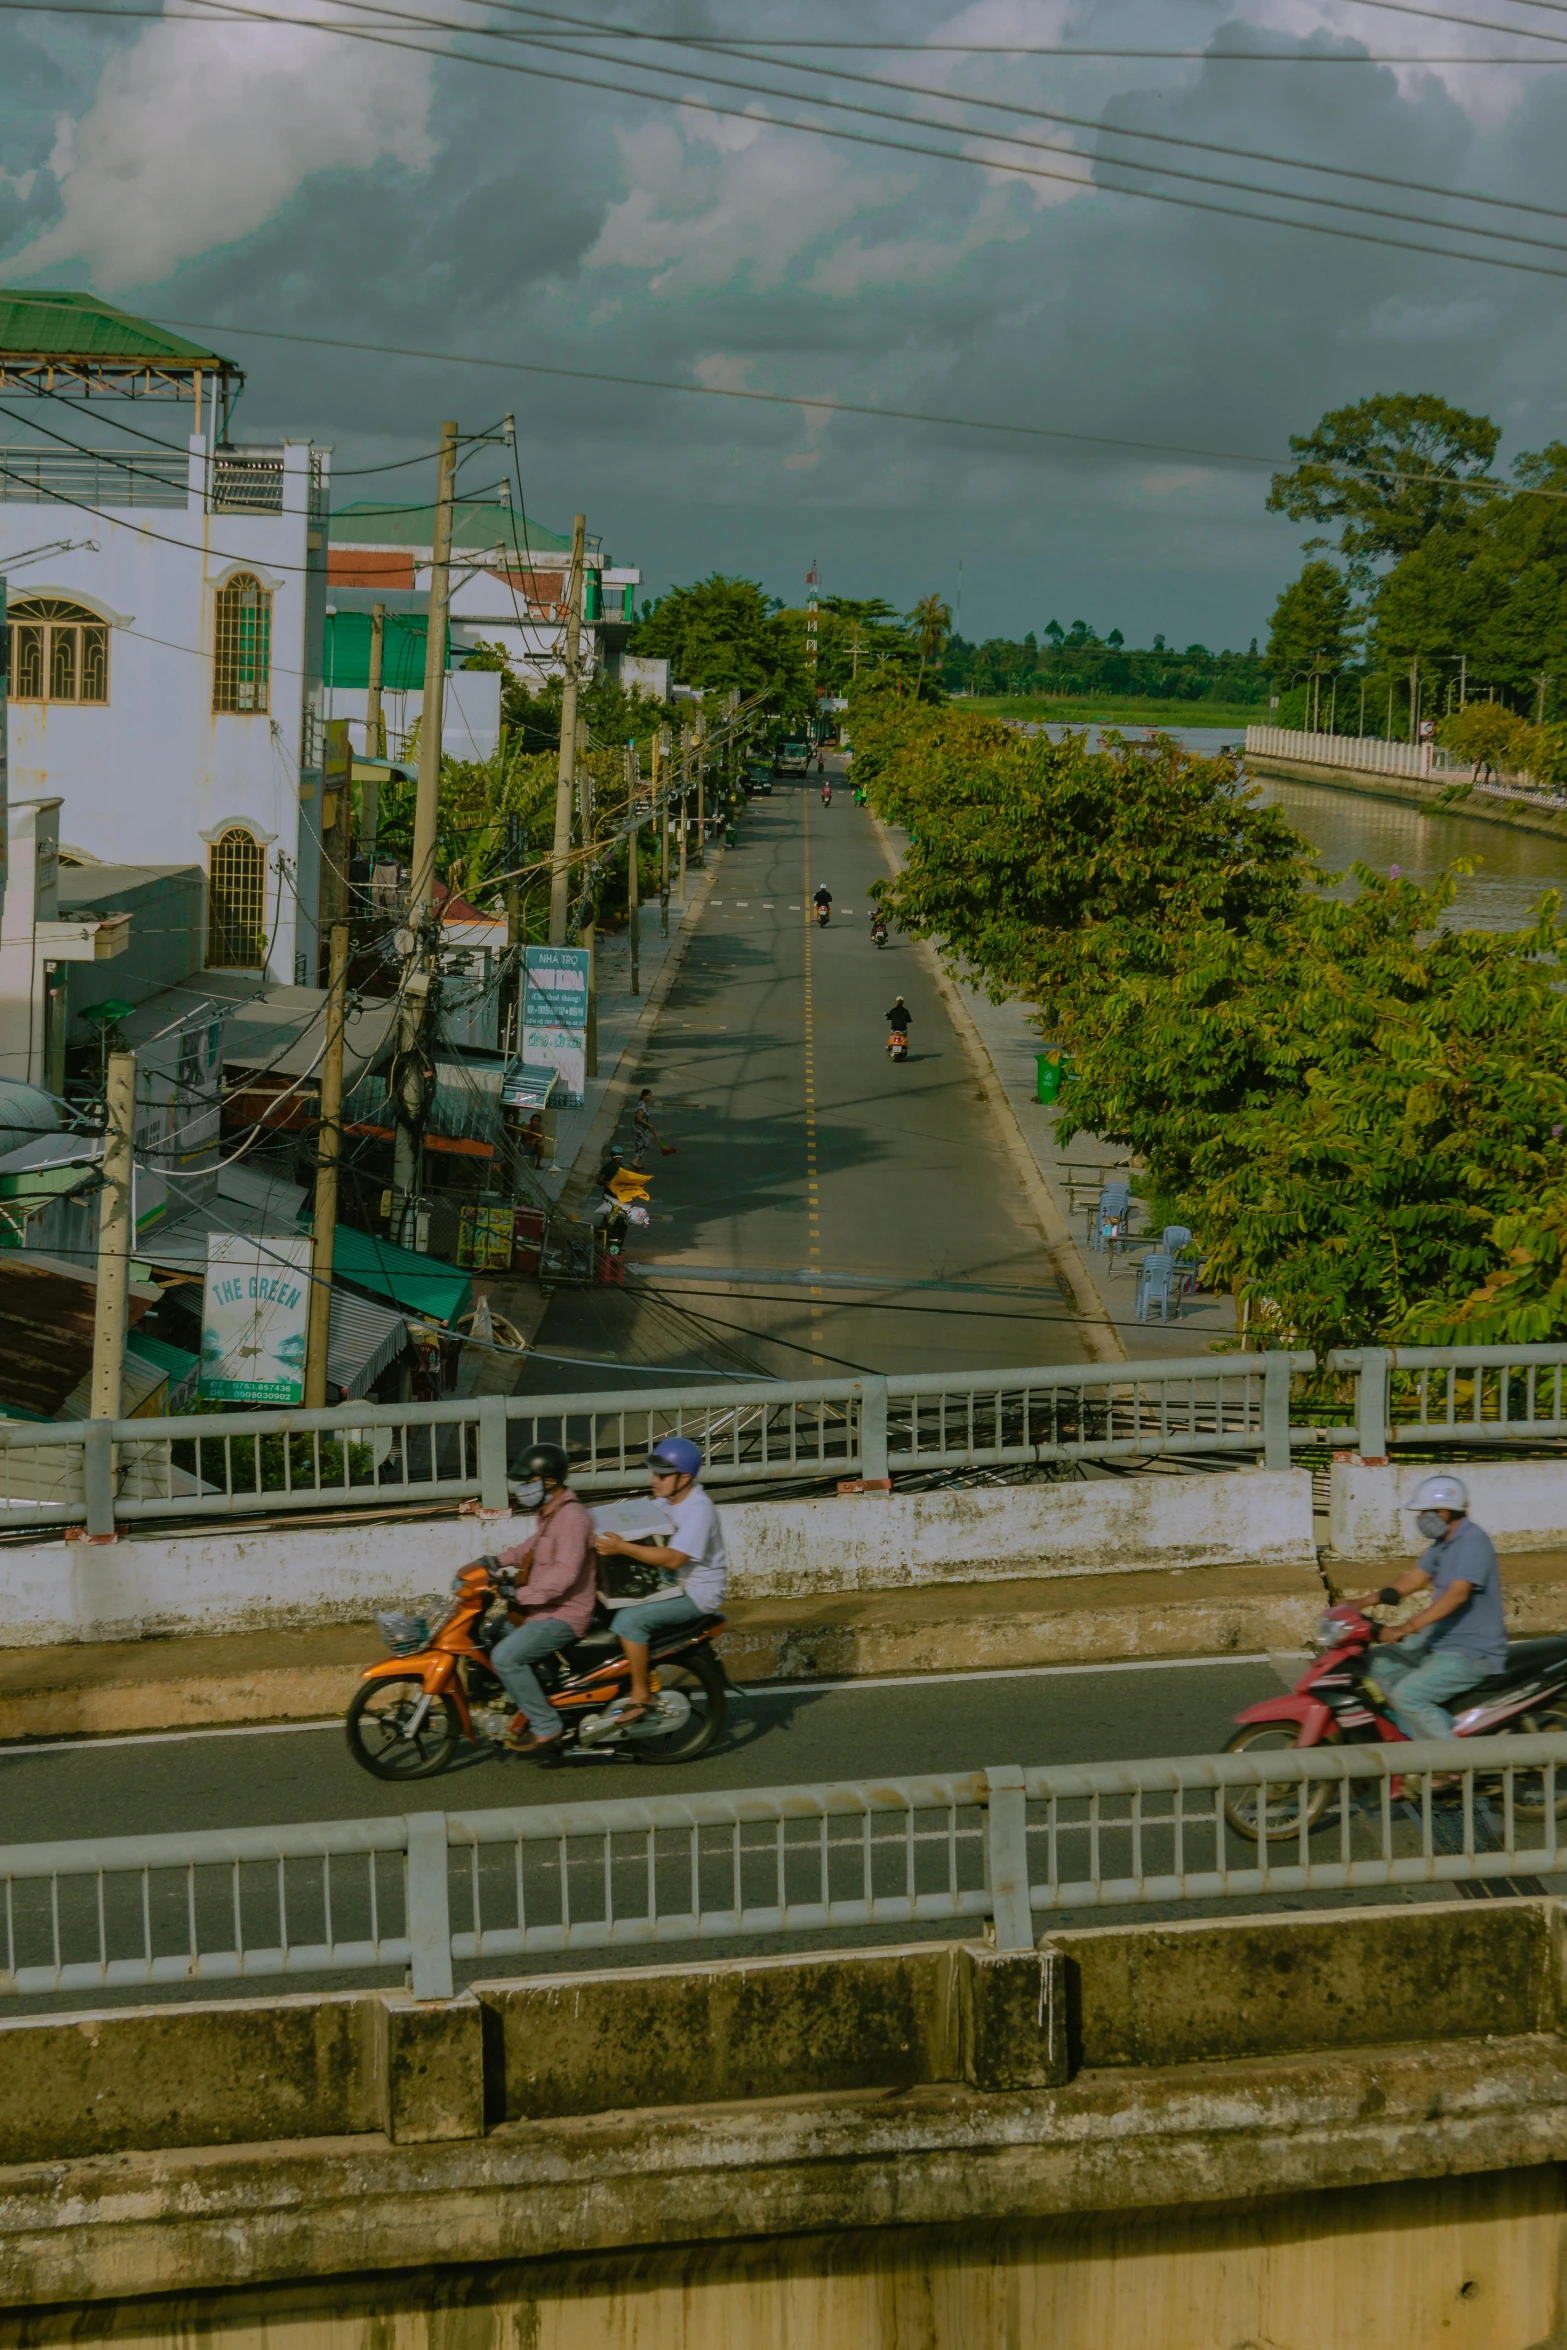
[0,289,236,371]
[325,608,465,690]
[330,500,572,558]
[321,1223,472,1327]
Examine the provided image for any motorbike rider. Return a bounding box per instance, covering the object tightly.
[592,1436,728,1731]
[870,908,889,945]
[886,996,912,1035]
[1355,1474,1507,1741]
[813,884,832,921]
[478,1444,599,1755]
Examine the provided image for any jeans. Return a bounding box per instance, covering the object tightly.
[613,1589,706,1646]
[1374,1634,1489,1742]
[490,1615,574,1739]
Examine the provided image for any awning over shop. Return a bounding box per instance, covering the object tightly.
[326,1224,472,1327]
[500,1062,558,1112]
[328,1287,407,1400]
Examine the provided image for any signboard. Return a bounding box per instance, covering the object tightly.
[522,945,590,1107]
[199,1232,313,1403]
[500,1060,558,1113]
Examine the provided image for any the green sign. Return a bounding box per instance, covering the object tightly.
[199,1232,313,1403]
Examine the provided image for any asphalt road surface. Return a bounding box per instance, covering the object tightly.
[5,1655,1281,1844]
[520,767,1090,1389]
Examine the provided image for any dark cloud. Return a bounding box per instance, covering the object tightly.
[2,2,1564,640]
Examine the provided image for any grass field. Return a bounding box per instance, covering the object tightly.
[966,695,1266,729]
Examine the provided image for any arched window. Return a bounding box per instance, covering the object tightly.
[213,573,271,714]
[206,828,267,969]
[7,599,109,705]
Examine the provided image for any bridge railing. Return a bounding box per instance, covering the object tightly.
[4,1736,1563,2004]
[5,1340,1567,1538]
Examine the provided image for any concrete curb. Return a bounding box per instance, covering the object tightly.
[0,1564,1327,1742]
[866,812,1123,1364]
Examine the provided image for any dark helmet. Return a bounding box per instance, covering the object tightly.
[517,1440,570,1485]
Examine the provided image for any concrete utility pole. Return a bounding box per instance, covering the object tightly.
[548,514,587,946]
[625,744,641,998]
[366,601,386,760]
[304,923,348,1409]
[90,1048,135,1424]
[392,419,458,1242]
[695,715,706,868]
[1408,654,1420,746]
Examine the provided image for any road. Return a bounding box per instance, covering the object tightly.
[520,767,1091,1389]
[4,1655,1282,1843]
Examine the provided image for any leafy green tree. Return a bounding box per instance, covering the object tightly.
[1267,561,1357,723]
[627,575,811,716]
[1267,393,1500,588]
[849,675,1567,1345]
[1437,702,1531,781]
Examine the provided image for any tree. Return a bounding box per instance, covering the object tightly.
[907,593,953,696]
[1267,394,1500,588]
[848,675,1567,1346]
[1267,561,1357,724]
[1437,702,1531,781]
[627,575,811,715]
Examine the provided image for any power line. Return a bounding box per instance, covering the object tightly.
[25,0,1567,280]
[498,0,1567,226]
[151,313,1567,508]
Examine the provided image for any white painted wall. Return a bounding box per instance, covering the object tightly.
[1330,1458,1567,1561]
[0,437,329,994]
[329,668,503,763]
[0,1467,1317,1646]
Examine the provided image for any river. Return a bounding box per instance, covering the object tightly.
[1039,721,1567,933]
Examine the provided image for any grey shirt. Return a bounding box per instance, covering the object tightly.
[1420,1517,1506,1671]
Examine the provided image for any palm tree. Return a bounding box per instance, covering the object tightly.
[908,594,953,695]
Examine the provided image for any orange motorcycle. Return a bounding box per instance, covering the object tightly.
[345,1563,728,1780]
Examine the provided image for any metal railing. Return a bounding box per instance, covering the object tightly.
[0,445,191,508]
[4,1737,1562,2004]
[1244,724,1567,810]
[8,1341,1567,1537]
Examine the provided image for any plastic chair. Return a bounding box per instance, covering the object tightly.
[1135,1251,1179,1323]
[1161,1225,1193,1254]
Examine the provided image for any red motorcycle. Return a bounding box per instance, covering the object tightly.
[1224,1596,1567,1840]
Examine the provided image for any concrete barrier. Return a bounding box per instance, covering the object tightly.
[7,1903,1567,2347]
[0,1469,1318,1649]
[1330,1457,1567,1561]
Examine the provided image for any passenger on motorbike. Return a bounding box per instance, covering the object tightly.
[1354,1474,1507,1741]
[593,1437,729,1731]
[480,1443,599,1754]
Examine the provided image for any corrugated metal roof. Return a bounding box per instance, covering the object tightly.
[0,1249,158,1416]
[327,1224,471,1326]
[329,501,572,558]
[327,1287,407,1400]
[0,290,235,369]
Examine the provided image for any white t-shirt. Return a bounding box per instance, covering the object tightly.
[666,1483,728,1611]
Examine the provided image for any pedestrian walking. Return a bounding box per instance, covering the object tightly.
[634,1086,676,1157]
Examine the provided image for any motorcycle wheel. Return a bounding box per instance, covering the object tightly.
[633,1651,727,1765]
[346,1674,462,1780]
[1512,1701,1567,1816]
[1221,1722,1334,1843]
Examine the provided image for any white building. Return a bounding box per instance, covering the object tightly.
[327,493,641,690]
[0,293,330,1021]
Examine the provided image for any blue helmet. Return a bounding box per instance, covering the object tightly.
[648,1435,703,1478]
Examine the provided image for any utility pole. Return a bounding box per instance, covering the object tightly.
[90,1047,135,1425]
[658,728,670,918]
[366,601,386,759]
[504,804,523,1058]
[303,922,348,1409]
[678,725,689,903]
[548,514,586,946]
[392,418,458,1245]
[1408,654,1420,746]
[1538,672,1550,725]
[695,713,706,867]
[625,743,640,998]
[1459,652,1468,709]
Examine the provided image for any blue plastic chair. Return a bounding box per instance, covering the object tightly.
[1135,1251,1179,1323]
[1161,1225,1193,1254]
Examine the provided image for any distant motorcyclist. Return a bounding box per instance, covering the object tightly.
[885,996,911,1034]
[813,884,832,924]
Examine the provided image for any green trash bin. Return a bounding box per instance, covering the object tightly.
[1036,1051,1064,1104]
[724,822,738,847]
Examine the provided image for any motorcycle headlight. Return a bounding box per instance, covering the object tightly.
[1314,1614,1344,1650]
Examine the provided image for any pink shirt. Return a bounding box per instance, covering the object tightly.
[494,1488,598,1635]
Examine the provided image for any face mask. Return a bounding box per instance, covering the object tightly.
[1416,1510,1447,1542]
[515,1480,545,1513]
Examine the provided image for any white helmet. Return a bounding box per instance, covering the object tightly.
[1406,1473,1468,1514]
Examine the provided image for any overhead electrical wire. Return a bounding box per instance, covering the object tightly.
[19,0,1567,281]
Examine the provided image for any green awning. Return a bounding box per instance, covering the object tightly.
[320,1223,472,1327]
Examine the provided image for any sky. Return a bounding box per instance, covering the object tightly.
[2,0,1565,648]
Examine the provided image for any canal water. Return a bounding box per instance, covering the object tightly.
[1039,721,1567,934]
